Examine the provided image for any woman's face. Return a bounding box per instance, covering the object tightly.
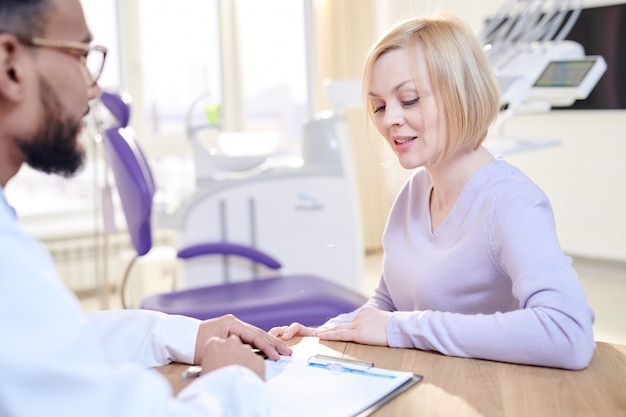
[367,46,445,169]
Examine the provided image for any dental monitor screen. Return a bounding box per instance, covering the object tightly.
[534,60,595,87]
[530,57,607,107]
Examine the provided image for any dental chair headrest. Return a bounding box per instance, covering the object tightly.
[100,91,132,128]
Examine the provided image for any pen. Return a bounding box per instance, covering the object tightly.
[182,348,268,379]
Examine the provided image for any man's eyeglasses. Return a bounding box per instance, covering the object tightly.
[17,36,107,87]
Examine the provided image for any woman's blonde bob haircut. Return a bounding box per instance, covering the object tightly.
[363,14,500,162]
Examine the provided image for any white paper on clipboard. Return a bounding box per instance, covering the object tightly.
[265,354,423,417]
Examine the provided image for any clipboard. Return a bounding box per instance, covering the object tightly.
[264,354,423,417]
[357,374,423,416]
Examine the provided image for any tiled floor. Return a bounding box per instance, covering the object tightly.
[81,252,626,347]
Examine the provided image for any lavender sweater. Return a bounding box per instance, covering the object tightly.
[329,158,596,369]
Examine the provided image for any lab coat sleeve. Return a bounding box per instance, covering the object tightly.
[81,312,271,416]
[177,366,270,417]
[83,309,200,367]
[0,191,270,417]
[0,244,269,417]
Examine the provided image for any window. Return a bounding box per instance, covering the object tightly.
[137,0,222,136]
[81,0,120,89]
[234,0,309,149]
[82,0,310,155]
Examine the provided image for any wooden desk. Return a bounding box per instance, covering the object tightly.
[157,338,626,417]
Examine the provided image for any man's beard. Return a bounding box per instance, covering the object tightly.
[17,76,86,177]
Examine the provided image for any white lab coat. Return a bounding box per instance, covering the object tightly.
[0,188,269,417]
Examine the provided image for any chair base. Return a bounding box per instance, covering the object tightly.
[140,275,368,331]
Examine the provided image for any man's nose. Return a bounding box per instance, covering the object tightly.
[87,82,103,101]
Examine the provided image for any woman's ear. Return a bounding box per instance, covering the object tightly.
[0,34,26,103]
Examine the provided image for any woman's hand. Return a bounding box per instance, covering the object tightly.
[269,322,318,340]
[195,314,292,364]
[315,307,391,346]
[271,308,391,346]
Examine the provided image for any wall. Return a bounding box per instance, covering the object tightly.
[311,0,391,250]
[504,111,626,261]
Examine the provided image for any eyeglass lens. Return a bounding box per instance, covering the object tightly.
[85,48,105,83]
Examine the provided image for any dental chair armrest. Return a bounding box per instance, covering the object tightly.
[177,242,282,270]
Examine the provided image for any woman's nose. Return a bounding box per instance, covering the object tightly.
[383,103,404,128]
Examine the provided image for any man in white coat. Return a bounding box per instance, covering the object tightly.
[0,0,291,416]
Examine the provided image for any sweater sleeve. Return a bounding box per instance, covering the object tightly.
[386,182,596,370]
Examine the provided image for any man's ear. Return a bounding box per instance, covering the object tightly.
[0,34,27,103]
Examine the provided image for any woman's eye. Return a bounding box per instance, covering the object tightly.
[373,105,386,114]
[402,98,420,107]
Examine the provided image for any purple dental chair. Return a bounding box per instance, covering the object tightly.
[99,91,367,331]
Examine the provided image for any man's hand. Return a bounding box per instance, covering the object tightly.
[194,314,292,364]
[200,335,265,380]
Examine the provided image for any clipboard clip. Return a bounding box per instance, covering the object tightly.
[307,355,373,373]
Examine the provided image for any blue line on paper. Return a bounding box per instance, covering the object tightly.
[308,363,397,379]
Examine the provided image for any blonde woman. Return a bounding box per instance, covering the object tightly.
[271,14,595,370]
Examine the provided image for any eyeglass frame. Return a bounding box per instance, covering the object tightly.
[15,35,108,87]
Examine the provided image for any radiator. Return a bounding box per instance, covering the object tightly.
[43,230,178,304]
